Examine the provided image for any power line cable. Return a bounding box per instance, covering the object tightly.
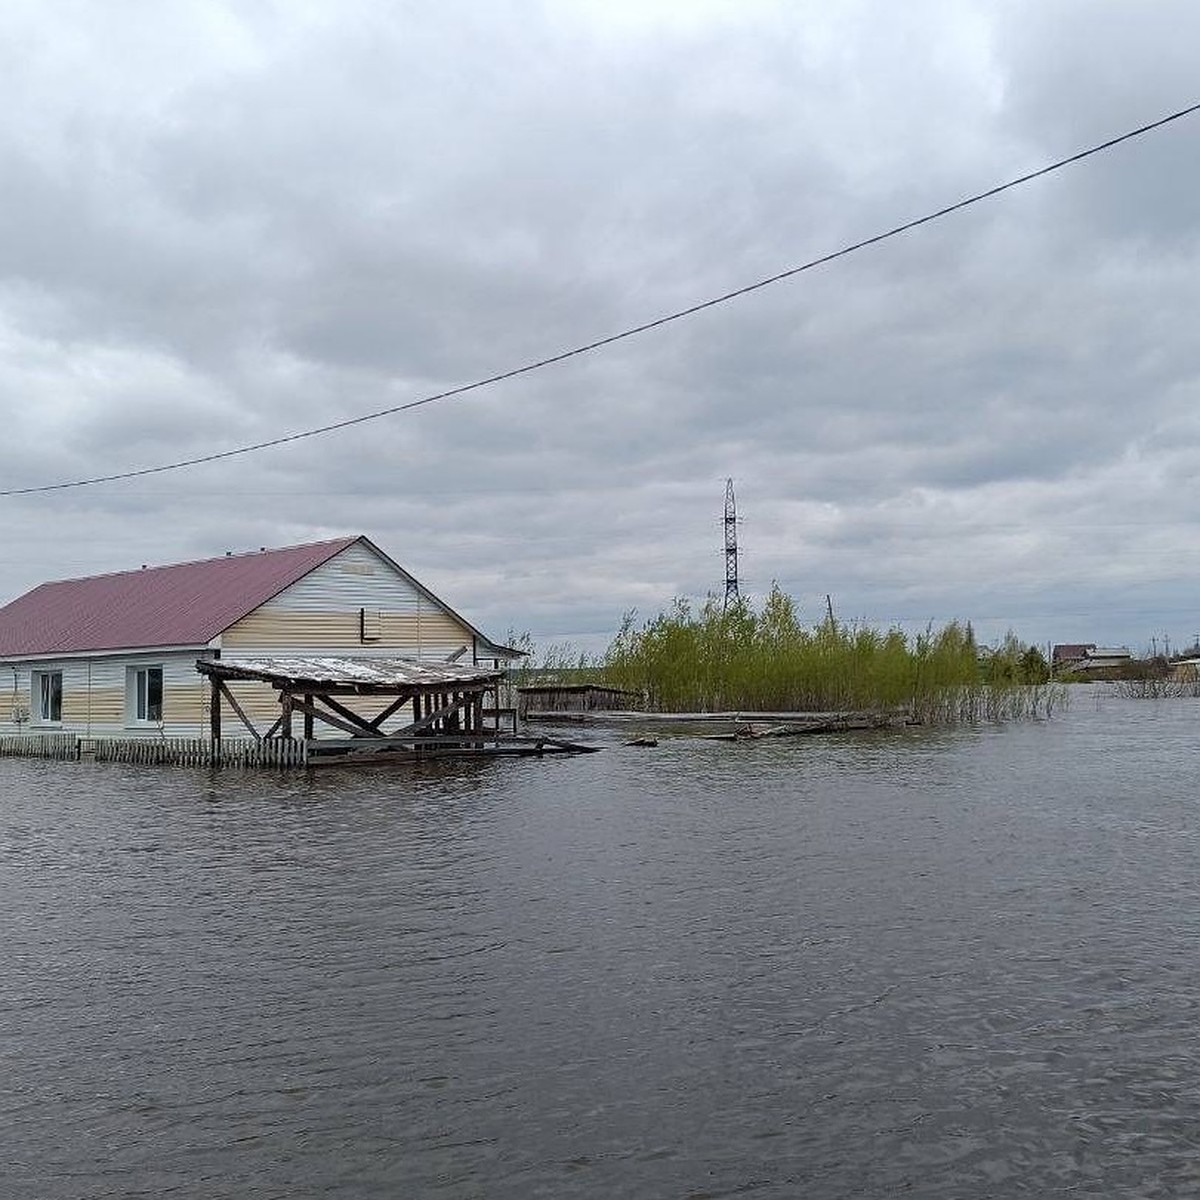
[4,100,1199,498]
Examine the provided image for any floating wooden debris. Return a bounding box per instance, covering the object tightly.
[528,708,909,741]
[624,736,659,747]
[702,713,906,741]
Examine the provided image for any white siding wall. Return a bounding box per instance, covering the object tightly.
[221,541,475,661]
[0,651,211,737]
[267,541,423,614]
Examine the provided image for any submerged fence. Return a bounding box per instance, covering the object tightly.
[0,733,308,769]
[0,732,78,761]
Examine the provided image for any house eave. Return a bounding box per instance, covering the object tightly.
[0,643,213,665]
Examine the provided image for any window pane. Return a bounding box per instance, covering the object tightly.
[147,668,163,723]
[37,673,62,722]
[137,670,147,720]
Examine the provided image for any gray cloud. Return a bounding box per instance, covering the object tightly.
[1,0,1199,657]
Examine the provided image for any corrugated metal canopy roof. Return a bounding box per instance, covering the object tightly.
[0,538,358,656]
[197,655,505,689]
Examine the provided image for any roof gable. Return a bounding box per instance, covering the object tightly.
[0,537,359,657]
[357,539,523,659]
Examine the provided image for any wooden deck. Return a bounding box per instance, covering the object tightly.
[0,729,597,768]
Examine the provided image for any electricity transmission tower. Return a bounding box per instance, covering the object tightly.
[723,478,739,608]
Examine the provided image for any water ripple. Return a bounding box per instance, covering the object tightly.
[4,696,1200,1197]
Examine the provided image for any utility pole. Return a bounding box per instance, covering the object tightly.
[723,478,739,609]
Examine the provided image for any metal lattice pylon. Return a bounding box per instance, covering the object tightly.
[724,478,739,608]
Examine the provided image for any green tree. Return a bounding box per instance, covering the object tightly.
[1019,645,1050,684]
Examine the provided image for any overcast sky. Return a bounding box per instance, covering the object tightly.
[2,1,1199,656]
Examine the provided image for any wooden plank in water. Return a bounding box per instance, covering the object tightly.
[702,714,907,741]
[304,731,600,763]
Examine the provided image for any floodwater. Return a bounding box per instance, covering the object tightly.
[3,691,1200,1198]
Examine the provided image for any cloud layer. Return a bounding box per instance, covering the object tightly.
[3,1,1199,655]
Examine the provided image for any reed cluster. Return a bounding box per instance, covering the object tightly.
[600,587,1064,722]
[504,631,599,690]
[1110,677,1200,699]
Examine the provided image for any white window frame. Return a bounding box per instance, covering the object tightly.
[127,665,165,725]
[32,670,63,725]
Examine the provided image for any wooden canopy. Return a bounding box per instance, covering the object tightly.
[196,655,593,763]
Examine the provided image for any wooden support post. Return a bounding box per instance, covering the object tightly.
[281,694,293,740]
[210,676,221,764]
[210,676,221,740]
[303,694,314,740]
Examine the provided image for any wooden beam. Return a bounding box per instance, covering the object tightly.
[304,733,598,754]
[303,693,313,740]
[217,679,261,741]
[315,693,391,736]
[245,682,496,697]
[368,694,410,731]
[286,694,373,738]
[391,693,473,737]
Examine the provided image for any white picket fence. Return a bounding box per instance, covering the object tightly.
[0,732,78,761]
[0,733,308,769]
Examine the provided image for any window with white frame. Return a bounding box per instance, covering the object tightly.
[127,666,164,723]
[33,671,62,723]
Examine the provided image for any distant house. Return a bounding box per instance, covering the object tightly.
[1171,657,1200,683]
[1051,643,1133,674]
[0,536,521,738]
[1052,644,1094,671]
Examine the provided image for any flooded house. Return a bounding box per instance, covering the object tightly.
[0,535,522,748]
[1051,643,1133,675]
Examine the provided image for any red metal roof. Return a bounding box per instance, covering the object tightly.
[0,537,359,657]
[1051,643,1095,663]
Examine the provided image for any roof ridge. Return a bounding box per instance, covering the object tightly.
[0,537,366,655]
[28,535,360,588]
